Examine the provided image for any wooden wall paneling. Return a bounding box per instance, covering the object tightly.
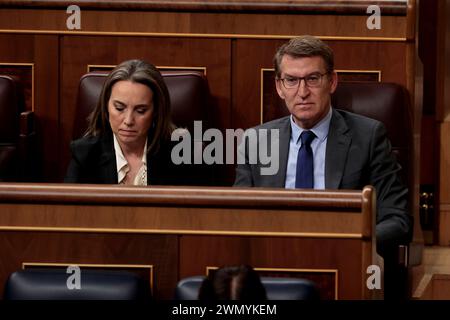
[436,0,450,245]
[231,39,284,129]
[189,13,407,38]
[436,0,450,122]
[0,205,365,236]
[179,235,363,299]
[0,8,407,38]
[330,41,408,86]
[406,0,425,255]
[34,35,60,182]
[420,116,436,185]
[0,2,412,184]
[60,36,231,181]
[439,209,450,246]
[0,231,179,299]
[444,0,450,121]
[0,0,409,16]
[0,34,59,182]
[405,0,424,250]
[0,9,194,34]
[0,9,67,31]
[416,0,439,244]
[419,116,437,244]
[441,122,450,200]
[418,0,437,116]
[439,121,450,245]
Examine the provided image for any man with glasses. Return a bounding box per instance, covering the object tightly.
[234,36,412,262]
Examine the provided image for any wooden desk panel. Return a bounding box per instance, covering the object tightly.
[0,183,377,299]
[0,231,178,299]
[180,235,364,299]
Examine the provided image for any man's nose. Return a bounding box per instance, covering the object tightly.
[296,79,310,98]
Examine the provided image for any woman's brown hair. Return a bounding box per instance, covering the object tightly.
[85,59,175,154]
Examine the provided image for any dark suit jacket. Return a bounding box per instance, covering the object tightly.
[234,109,412,252]
[65,133,197,186]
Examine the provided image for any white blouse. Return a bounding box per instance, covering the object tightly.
[113,134,147,186]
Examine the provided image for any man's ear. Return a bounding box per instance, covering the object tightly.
[329,71,338,94]
[275,78,286,100]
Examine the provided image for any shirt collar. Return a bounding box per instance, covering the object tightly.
[290,106,333,144]
[142,140,147,164]
[113,134,147,174]
[113,134,128,174]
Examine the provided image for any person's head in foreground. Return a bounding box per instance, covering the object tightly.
[198,265,267,301]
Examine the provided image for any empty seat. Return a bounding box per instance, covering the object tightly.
[0,75,36,181]
[4,268,151,300]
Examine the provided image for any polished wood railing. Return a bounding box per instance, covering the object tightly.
[0,183,377,299]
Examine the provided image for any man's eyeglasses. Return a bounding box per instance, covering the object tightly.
[278,72,329,89]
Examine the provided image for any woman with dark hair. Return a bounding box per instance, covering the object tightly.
[198,265,267,301]
[65,59,187,185]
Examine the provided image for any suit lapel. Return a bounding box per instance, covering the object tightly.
[325,110,351,189]
[98,135,118,184]
[271,117,291,187]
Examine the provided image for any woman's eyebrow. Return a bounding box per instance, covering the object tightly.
[133,104,151,108]
[112,100,126,106]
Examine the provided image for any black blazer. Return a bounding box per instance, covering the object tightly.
[65,133,197,185]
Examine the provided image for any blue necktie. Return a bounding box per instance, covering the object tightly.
[295,131,316,188]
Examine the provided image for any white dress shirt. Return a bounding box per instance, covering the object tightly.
[113,134,147,186]
[284,107,332,189]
